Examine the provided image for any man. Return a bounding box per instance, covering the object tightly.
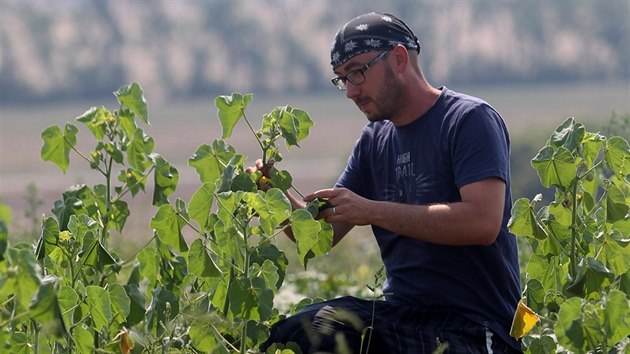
[262,12,522,353]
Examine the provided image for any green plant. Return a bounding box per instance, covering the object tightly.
[509,117,630,352]
[0,83,332,353]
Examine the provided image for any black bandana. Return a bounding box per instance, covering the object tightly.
[330,12,420,69]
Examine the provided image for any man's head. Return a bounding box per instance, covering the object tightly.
[330,12,420,70]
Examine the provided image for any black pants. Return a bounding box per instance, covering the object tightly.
[260,296,523,354]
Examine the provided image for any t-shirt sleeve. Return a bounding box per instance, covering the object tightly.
[451,105,510,189]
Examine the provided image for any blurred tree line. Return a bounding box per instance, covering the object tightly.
[0,0,628,103]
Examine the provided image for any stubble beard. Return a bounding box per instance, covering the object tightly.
[363,67,405,123]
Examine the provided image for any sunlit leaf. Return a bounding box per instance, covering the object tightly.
[549,117,584,152]
[137,247,159,285]
[291,209,333,268]
[29,276,66,337]
[250,259,280,291]
[151,154,179,206]
[114,82,148,124]
[243,189,291,235]
[215,92,253,139]
[510,299,538,339]
[189,182,215,231]
[508,197,547,239]
[189,140,236,184]
[127,128,154,171]
[188,239,222,278]
[41,123,78,173]
[74,325,94,353]
[76,106,112,141]
[86,285,113,332]
[532,145,578,189]
[228,277,273,321]
[109,283,130,325]
[58,285,79,330]
[605,136,630,179]
[151,204,188,252]
[605,182,629,223]
[603,290,630,345]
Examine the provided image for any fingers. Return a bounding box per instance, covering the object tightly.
[304,188,340,202]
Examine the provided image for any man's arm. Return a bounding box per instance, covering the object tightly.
[304,177,506,246]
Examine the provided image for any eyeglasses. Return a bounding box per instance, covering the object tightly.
[331,50,391,90]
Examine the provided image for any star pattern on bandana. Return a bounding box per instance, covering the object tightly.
[406,36,418,49]
[331,51,340,64]
[344,40,357,52]
[356,24,369,31]
[382,15,393,22]
[365,38,381,47]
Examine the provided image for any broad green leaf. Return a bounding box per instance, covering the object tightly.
[9,247,42,311]
[41,123,78,173]
[58,286,79,330]
[595,230,630,276]
[109,283,130,325]
[291,209,333,268]
[269,168,293,192]
[188,239,222,278]
[508,197,547,239]
[605,136,630,179]
[250,244,288,290]
[118,108,138,139]
[73,325,95,353]
[127,128,154,171]
[151,154,179,206]
[554,297,605,352]
[138,247,159,285]
[214,219,245,265]
[215,92,253,138]
[67,214,98,244]
[151,204,188,252]
[189,322,223,353]
[243,189,291,235]
[189,140,237,183]
[79,239,116,268]
[278,106,314,149]
[525,255,567,293]
[114,82,148,124]
[249,259,280,291]
[29,276,66,337]
[228,277,273,321]
[146,286,179,336]
[564,257,613,299]
[532,145,578,189]
[605,182,629,223]
[549,117,584,152]
[603,290,630,345]
[525,335,557,354]
[215,191,242,228]
[51,184,94,231]
[86,285,112,332]
[35,217,60,259]
[123,284,146,327]
[189,182,215,231]
[76,106,112,141]
[582,131,605,166]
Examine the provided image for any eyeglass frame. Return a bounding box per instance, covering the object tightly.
[331,49,392,90]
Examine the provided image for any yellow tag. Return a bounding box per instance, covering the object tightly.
[510,299,538,339]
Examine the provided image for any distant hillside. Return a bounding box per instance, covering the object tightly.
[0,0,628,102]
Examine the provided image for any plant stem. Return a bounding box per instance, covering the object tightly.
[569,180,579,279]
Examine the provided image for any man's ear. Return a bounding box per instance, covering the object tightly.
[390,44,409,73]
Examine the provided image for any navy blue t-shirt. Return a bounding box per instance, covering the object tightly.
[336,87,521,347]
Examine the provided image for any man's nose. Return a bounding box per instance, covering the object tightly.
[345,82,360,99]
